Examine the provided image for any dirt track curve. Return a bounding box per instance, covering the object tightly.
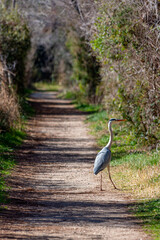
[0,92,150,240]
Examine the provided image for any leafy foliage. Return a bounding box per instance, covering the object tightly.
[91,0,160,146]
[0,5,31,204]
[0,5,31,93]
[66,31,102,104]
[0,5,31,131]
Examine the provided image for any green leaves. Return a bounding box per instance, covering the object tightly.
[90,1,159,146]
[0,6,31,93]
[66,32,101,104]
[91,5,134,63]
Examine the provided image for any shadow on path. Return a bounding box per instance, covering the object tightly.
[0,92,148,240]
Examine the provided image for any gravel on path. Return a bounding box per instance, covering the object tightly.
[0,92,150,240]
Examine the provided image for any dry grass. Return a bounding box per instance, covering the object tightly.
[112,163,160,199]
[0,63,20,131]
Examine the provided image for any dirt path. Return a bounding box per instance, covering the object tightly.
[0,92,150,240]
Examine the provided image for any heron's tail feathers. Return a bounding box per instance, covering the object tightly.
[93,168,100,175]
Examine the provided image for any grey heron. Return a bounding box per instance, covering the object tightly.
[94,118,126,190]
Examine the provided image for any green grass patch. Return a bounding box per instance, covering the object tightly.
[0,154,16,204]
[34,81,61,92]
[21,98,35,120]
[76,103,101,113]
[60,89,102,113]
[111,151,160,169]
[133,199,160,240]
[61,91,77,100]
[87,110,109,122]
[20,89,35,119]
[0,129,26,152]
[0,129,26,205]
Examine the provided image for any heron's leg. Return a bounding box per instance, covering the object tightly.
[107,164,117,189]
[100,171,102,191]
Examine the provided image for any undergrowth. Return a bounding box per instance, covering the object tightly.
[60,89,102,113]
[0,89,34,206]
[0,129,26,205]
[134,199,160,240]
[90,0,160,145]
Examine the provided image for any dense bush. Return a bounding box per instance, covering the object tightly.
[90,0,160,146]
[0,5,31,131]
[0,79,20,131]
[0,4,30,94]
[66,31,102,104]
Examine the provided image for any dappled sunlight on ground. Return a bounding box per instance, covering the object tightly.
[0,92,150,239]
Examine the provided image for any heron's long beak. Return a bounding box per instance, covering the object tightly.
[116,119,127,122]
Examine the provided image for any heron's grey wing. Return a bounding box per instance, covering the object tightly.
[94,147,111,175]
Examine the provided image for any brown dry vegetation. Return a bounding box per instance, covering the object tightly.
[112,163,160,199]
[0,61,20,131]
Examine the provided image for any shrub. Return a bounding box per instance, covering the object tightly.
[66,31,102,104]
[0,4,31,94]
[91,0,160,146]
[0,5,31,131]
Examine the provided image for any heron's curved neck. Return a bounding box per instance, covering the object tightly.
[106,121,113,150]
